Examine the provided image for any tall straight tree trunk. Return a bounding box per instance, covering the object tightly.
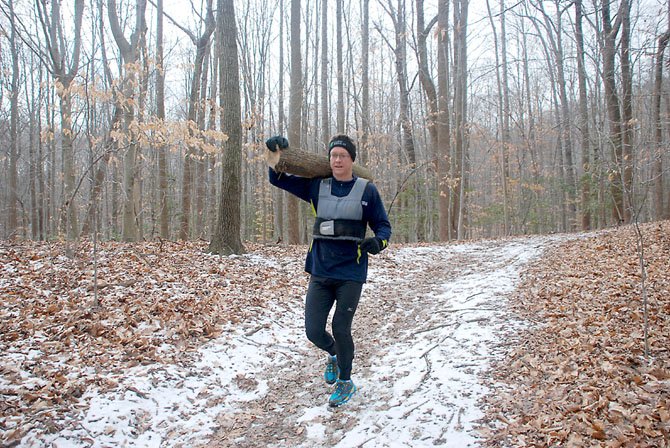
[652,24,670,220]
[485,0,509,234]
[553,2,577,230]
[382,0,415,165]
[156,0,169,238]
[575,0,592,230]
[274,0,286,242]
[620,0,633,223]
[8,0,19,237]
[500,0,511,233]
[452,0,468,238]
[287,0,303,244]
[601,1,624,223]
[336,0,345,132]
[28,59,45,239]
[210,0,244,255]
[416,0,438,149]
[360,0,370,165]
[321,0,330,147]
[437,0,451,241]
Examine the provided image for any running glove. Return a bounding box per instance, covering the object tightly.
[265,136,289,152]
[360,237,385,255]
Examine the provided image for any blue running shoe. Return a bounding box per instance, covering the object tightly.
[324,355,339,385]
[329,379,357,407]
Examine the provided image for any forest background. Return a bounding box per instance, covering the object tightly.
[1,0,670,252]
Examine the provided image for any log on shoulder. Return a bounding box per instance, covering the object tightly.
[265,148,374,181]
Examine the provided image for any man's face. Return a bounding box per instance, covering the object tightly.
[329,147,354,181]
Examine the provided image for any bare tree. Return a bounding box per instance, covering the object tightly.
[321,0,330,146]
[378,0,416,165]
[485,0,510,234]
[600,0,625,224]
[619,0,633,223]
[651,7,670,220]
[156,0,169,238]
[437,0,451,240]
[7,0,20,237]
[532,0,577,230]
[452,0,469,238]
[287,0,302,244]
[210,0,244,255]
[575,0,593,230]
[360,0,371,166]
[167,0,217,240]
[416,0,438,149]
[108,0,148,241]
[36,0,85,240]
[336,0,345,133]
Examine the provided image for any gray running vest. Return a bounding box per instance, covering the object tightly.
[312,178,369,242]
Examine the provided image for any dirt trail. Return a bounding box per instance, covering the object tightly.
[8,236,564,447]
[205,236,562,448]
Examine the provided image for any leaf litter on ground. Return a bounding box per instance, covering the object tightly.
[1,221,668,447]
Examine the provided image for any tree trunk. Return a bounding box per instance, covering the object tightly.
[485,0,509,235]
[336,0,345,133]
[287,0,303,244]
[360,0,370,166]
[36,0,85,240]
[108,0,147,241]
[178,1,216,240]
[275,0,286,242]
[575,0,592,230]
[416,0,438,150]
[620,0,633,223]
[652,26,670,220]
[209,0,244,255]
[452,0,468,239]
[553,2,577,230]
[8,0,19,237]
[601,0,624,224]
[156,0,169,239]
[437,0,451,241]
[321,0,330,147]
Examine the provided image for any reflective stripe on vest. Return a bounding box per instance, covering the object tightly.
[313,178,369,241]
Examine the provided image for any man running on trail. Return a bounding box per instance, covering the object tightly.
[265,134,392,407]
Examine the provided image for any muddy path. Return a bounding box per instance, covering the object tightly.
[204,236,562,448]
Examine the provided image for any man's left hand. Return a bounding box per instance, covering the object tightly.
[360,237,386,255]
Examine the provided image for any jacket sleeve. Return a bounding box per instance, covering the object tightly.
[268,167,317,204]
[364,183,392,244]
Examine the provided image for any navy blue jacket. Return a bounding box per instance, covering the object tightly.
[269,168,392,283]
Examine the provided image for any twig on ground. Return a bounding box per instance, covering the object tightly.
[412,322,458,336]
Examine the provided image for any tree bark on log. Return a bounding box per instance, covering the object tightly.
[265,149,374,181]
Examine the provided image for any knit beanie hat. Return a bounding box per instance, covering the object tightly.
[328,135,357,162]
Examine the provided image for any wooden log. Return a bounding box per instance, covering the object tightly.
[265,147,374,181]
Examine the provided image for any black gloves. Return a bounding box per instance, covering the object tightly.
[265,136,289,152]
[360,237,386,255]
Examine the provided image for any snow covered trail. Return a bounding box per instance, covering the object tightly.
[24,236,565,447]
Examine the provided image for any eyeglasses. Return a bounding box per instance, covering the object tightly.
[330,153,350,161]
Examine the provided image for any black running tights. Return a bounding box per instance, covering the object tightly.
[304,276,363,381]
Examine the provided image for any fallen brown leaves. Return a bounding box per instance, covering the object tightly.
[479,221,670,448]
[0,240,307,445]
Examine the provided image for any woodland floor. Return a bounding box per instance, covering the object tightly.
[1,221,669,447]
